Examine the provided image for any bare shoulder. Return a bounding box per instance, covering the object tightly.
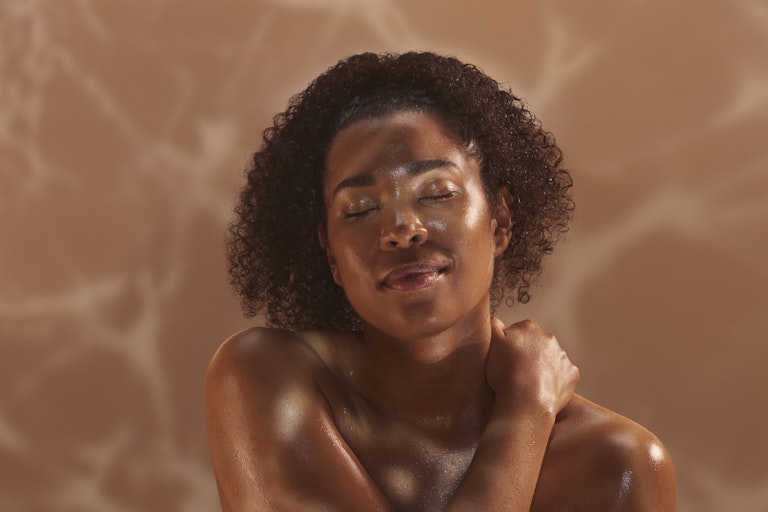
[207,327,314,382]
[204,326,358,430]
[204,328,386,511]
[533,394,676,512]
[551,394,673,469]
[205,327,354,389]
[209,325,315,364]
[204,328,328,455]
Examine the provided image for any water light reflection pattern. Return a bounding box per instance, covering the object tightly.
[1,1,766,511]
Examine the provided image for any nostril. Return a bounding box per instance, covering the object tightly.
[380,221,428,250]
[411,230,428,243]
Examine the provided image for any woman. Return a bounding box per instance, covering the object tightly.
[205,51,675,511]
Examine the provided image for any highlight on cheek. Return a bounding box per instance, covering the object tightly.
[462,187,489,229]
[427,218,448,233]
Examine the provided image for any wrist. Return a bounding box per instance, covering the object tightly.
[492,385,559,421]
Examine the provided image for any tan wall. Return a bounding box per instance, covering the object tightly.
[1,1,767,510]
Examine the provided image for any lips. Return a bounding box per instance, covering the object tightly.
[381,262,448,291]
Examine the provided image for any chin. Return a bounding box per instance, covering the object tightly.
[361,305,471,341]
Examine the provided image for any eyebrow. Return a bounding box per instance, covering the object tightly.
[331,159,458,198]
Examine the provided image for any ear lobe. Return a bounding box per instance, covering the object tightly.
[317,224,343,287]
[492,189,514,257]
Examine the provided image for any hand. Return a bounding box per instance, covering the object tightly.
[486,317,579,415]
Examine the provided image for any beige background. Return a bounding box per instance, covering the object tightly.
[1,0,767,510]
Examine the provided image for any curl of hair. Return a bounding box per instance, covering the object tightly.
[227,51,574,331]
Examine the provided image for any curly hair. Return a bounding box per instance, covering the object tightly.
[227,51,574,331]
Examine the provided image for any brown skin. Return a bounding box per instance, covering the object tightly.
[205,112,676,511]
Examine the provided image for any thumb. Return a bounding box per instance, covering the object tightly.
[490,316,506,342]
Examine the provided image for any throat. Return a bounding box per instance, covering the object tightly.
[333,328,494,510]
[353,342,494,434]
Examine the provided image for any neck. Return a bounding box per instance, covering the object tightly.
[354,313,494,433]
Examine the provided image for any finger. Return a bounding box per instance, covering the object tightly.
[571,365,581,385]
[506,318,539,333]
[490,316,506,340]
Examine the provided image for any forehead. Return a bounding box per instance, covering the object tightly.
[324,111,474,189]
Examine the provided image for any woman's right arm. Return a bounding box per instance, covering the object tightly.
[204,328,394,512]
[446,318,580,511]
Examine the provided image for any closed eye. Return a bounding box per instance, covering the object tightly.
[343,207,377,219]
[420,191,458,203]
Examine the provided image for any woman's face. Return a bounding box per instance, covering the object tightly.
[322,110,511,339]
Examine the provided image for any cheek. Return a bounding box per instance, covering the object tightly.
[462,194,487,230]
[458,205,498,265]
[458,195,495,243]
[426,191,490,235]
[327,234,371,283]
[426,218,447,233]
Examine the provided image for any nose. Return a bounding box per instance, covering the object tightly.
[379,204,428,250]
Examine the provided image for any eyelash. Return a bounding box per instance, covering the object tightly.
[342,192,458,219]
[343,208,376,219]
[421,191,457,202]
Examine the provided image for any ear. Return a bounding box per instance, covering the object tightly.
[491,188,514,257]
[317,224,343,287]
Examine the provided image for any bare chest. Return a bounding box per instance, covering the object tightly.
[330,395,480,512]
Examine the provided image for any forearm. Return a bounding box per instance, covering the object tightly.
[445,399,555,512]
